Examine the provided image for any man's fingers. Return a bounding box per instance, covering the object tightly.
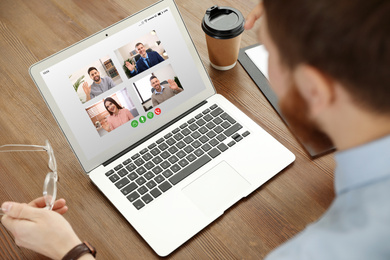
[244,3,264,30]
[1,202,40,220]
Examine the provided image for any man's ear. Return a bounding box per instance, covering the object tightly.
[293,65,335,116]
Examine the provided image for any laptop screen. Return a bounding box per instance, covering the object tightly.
[30,0,215,172]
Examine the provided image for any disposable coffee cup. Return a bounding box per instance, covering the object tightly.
[202,5,245,70]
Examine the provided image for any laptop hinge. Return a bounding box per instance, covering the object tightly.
[103,100,208,166]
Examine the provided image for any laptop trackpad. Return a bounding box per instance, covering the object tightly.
[182,161,251,216]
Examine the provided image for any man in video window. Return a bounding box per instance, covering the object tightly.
[125,43,164,76]
[82,67,116,101]
[150,76,183,107]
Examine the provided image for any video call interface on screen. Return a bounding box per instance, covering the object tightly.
[40,7,206,160]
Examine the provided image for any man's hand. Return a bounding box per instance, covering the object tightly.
[125,61,135,71]
[82,82,91,101]
[244,2,264,30]
[1,198,82,260]
[168,79,181,91]
[29,197,68,215]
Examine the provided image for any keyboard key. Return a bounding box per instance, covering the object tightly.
[178,159,189,167]
[158,142,168,151]
[109,174,120,183]
[191,131,201,139]
[134,158,145,167]
[127,172,138,181]
[144,161,155,170]
[154,174,164,183]
[210,104,218,110]
[217,143,228,152]
[172,127,180,134]
[164,133,173,139]
[213,117,223,125]
[173,133,184,141]
[123,159,131,165]
[201,143,212,152]
[170,164,181,173]
[221,121,231,129]
[131,153,140,160]
[150,147,160,156]
[142,194,153,204]
[209,138,219,147]
[168,146,178,154]
[206,121,216,129]
[187,118,195,124]
[126,163,136,172]
[115,177,130,189]
[133,200,145,210]
[204,114,213,122]
[228,141,236,147]
[146,180,157,189]
[150,188,162,198]
[210,107,223,116]
[216,134,226,142]
[140,148,148,155]
[168,155,179,164]
[166,138,176,146]
[127,190,139,202]
[176,141,186,149]
[148,143,157,149]
[183,136,194,144]
[196,119,206,126]
[142,152,153,161]
[195,113,203,119]
[214,125,224,133]
[184,145,194,153]
[199,126,208,134]
[181,128,191,136]
[242,131,250,137]
[180,123,188,129]
[135,176,146,185]
[105,170,114,177]
[160,161,171,169]
[221,113,236,124]
[152,156,163,164]
[186,153,197,162]
[194,148,204,157]
[159,181,172,192]
[144,171,155,180]
[208,148,221,158]
[206,131,216,138]
[202,108,210,114]
[189,123,199,131]
[169,155,211,185]
[176,150,186,159]
[161,151,170,159]
[224,123,243,137]
[114,164,123,171]
[117,168,128,177]
[199,136,209,143]
[122,182,138,195]
[137,186,148,195]
[136,166,147,175]
[152,166,163,174]
[162,169,173,178]
[156,138,164,144]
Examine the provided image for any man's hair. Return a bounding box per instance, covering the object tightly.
[263,0,390,114]
[87,67,98,75]
[135,42,144,48]
[103,97,123,115]
[150,75,157,82]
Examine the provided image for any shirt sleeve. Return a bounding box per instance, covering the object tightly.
[107,77,115,88]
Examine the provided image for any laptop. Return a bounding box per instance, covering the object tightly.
[29,0,295,256]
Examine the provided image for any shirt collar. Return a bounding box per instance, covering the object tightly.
[154,85,164,95]
[334,134,390,195]
[141,53,149,60]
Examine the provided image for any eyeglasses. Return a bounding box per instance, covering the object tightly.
[0,140,57,213]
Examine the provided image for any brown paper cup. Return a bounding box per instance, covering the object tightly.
[205,34,242,70]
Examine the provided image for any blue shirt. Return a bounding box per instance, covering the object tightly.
[266,135,390,260]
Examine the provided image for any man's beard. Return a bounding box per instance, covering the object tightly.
[279,83,334,155]
[93,76,101,82]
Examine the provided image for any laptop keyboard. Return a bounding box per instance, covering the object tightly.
[105,104,250,210]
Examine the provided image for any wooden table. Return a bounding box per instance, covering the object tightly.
[0,0,335,259]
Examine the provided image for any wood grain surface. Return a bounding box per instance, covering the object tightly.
[0,0,335,259]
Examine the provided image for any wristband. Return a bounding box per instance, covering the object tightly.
[62,241,96,260]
